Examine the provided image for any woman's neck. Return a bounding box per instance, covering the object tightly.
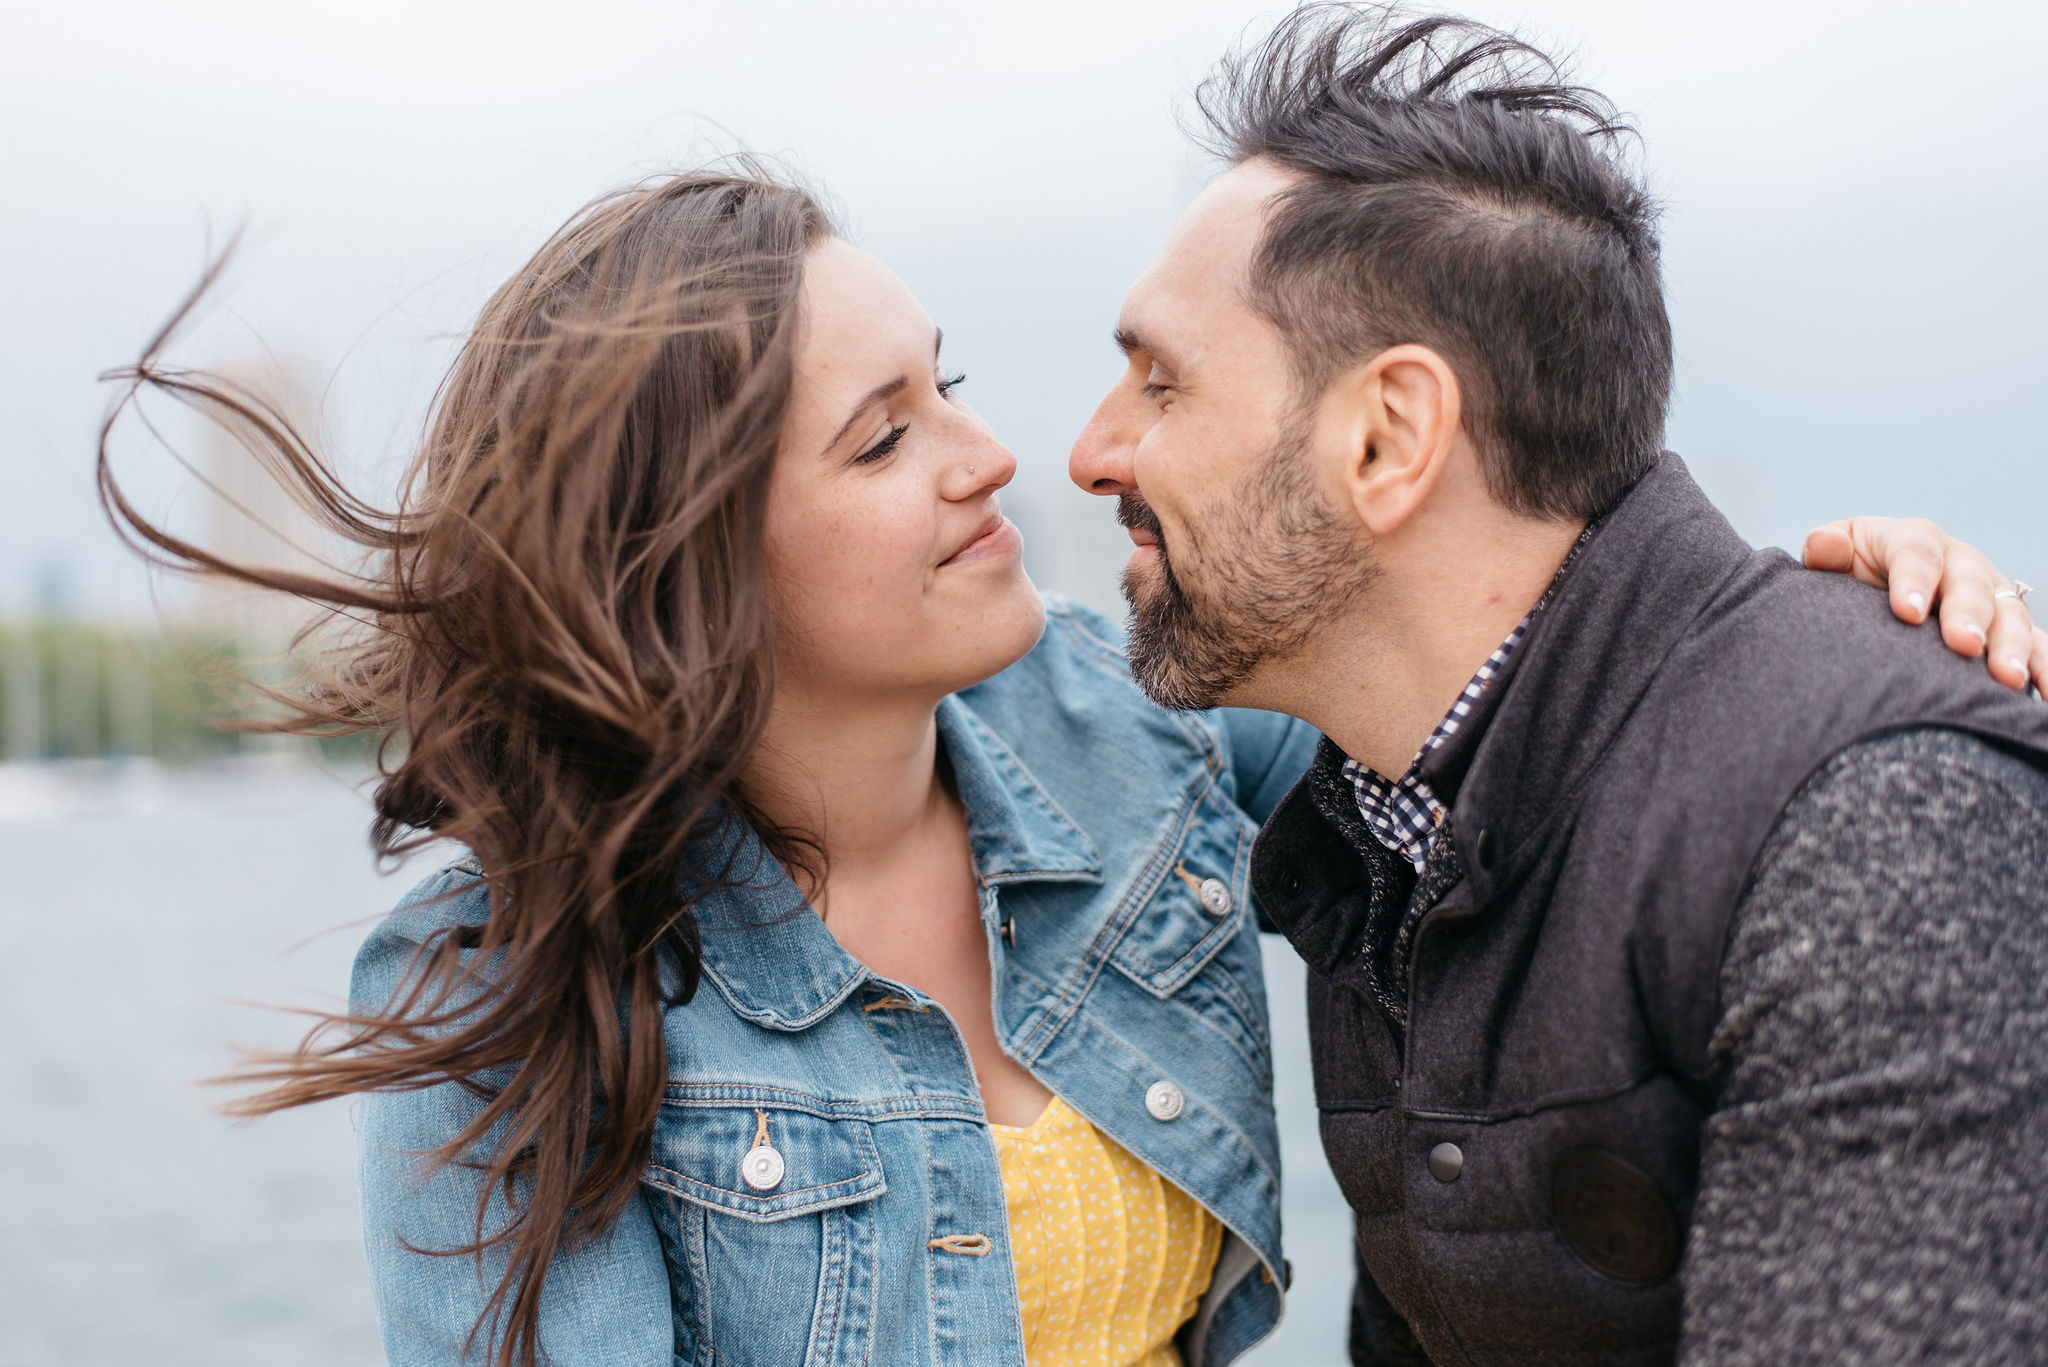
[740,685,953,900]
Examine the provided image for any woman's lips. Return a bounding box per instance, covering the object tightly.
[940,515,1022,567]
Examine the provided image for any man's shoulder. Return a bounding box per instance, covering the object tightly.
[1749,727,2048,904]
[1678,545,1940,678]
[1553,550,2048,1074]
[1720,726,2048,1071]
[1596,548,2048,848]
[1780,726,2048,821]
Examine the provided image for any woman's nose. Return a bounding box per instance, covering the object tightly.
[945,425,1017,499]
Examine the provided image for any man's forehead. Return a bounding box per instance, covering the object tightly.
[1162,162,1293,278]
[1120,161,1296,365]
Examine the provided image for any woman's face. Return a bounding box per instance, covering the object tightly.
[765,239,1045,702]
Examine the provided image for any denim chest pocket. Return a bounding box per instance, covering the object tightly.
[647,1102,885,1218]
[1105,810,1273,1085]
[644,1101,885,1367]
[1108,812,1250,995]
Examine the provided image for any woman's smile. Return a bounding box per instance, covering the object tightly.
[939,509,1022,568]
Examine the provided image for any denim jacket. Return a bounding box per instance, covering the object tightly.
[353,596,1318,1367]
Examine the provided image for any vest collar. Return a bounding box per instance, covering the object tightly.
[1418,453,1753,903]
[691,693,1102,1031]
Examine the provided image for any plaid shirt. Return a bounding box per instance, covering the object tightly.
[1343,528,1594,872]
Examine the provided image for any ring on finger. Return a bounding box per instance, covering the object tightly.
[1993,580,2033,604]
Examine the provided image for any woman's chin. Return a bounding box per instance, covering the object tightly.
[922,571,1046,695]
[963,573,1049,681]
[800,576,1046,700]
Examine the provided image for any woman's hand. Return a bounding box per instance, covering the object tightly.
[1803,518,2043,692]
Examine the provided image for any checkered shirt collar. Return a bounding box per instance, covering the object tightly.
[1342,527,1595,872]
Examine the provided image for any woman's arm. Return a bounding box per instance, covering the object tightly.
[357,1082,675,1367]
[1218,707,1322,828]
[351,916,675,1367]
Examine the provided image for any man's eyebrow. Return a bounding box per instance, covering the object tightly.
[822,328,944,455]
[1114,324,1177,372]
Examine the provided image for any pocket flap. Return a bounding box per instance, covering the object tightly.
[645,1102,886,1223]
[1109,813,1250,997]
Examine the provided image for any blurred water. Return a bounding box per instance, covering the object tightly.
[0,762,1349,1367]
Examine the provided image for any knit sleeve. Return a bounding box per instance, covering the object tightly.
[1680,729,2048,1365]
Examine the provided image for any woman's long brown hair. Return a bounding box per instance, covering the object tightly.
[96,166,833,1366]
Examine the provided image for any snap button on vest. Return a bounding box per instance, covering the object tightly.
[1427,1142,1464,1182]
[1198,877,1233,915]
[1145,1080,1185,1121]
[1473,828,1497,871]
[1549,1147,1680,1285]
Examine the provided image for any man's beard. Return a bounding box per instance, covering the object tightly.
[1119,417,1376,711]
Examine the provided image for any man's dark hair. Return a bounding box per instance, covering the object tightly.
[1196,4,1671,519]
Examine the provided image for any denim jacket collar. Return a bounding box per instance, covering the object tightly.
[690,693,1104,1032]
[938,693,1103,886]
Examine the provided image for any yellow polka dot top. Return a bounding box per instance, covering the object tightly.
[989,1094,1224,1367]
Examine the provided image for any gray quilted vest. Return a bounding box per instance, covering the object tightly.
[1251,455,2048,1365]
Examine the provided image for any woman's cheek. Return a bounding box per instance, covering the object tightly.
[820,497,934,624]
[765,509,863,650]
[847,490,934,585]
[769,471,943,662]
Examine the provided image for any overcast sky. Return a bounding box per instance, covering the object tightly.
[4,0,2043,619]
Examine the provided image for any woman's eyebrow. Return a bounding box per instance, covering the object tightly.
[824,376,908,453]
[820,328,945,454]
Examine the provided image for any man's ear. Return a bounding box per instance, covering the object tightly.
[1336,344,1463,537]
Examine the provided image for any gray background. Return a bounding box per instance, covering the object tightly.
[4,0,2042,618]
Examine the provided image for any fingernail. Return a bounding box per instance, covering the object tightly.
[1906,592,1927,616]
[2007,657,2029,679]
[1964,623,1988,647]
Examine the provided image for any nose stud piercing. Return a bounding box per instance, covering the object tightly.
[967,465,977,475]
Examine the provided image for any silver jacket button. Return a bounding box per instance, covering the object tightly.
[742,1143,786,1191]
[1197,878,1233,916]
[1145,1080,1185,1121]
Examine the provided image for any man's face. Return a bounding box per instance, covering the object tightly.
[1069,160,1375,711]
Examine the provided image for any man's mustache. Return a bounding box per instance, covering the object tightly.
[1116,492,1163,544]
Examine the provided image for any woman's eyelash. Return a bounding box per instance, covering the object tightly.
[1141,383,1169,398]
[852,376,962,464]
[855,424,910,464]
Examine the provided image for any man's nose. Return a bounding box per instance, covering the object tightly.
[1068,390,1137,497]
